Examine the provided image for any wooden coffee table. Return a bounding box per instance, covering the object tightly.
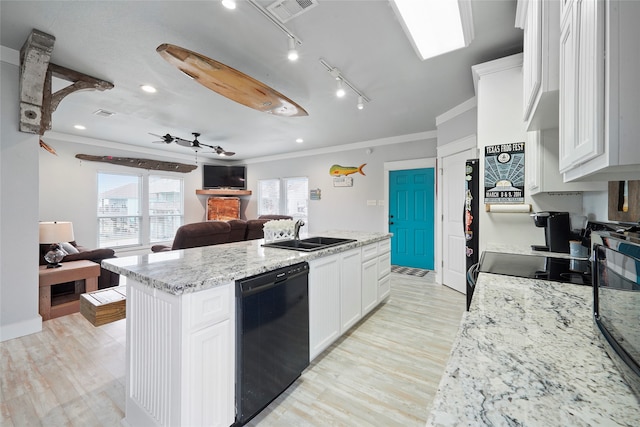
[38,260,100,320]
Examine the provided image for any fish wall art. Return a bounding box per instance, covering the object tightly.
[329,164,366,177]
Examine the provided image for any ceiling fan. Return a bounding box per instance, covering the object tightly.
[150,132,235,157]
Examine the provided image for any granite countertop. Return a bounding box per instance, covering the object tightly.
[102,230,390,295]
[427,272,640,427]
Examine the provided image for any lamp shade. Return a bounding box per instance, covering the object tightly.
[39,221,75,244]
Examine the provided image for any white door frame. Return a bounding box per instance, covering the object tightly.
[383,158,437,266]
[435,135,477,285]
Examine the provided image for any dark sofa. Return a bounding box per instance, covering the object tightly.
[151,215,293,252]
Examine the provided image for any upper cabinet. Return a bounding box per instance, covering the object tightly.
[559,0,640,182]
[525,128,606,195]
[516,0,560,131]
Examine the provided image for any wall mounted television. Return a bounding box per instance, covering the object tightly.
[203,165,247,189]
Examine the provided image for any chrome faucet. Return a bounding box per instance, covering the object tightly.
[294,220,305,240]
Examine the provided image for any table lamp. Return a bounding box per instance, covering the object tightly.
[39,221,75,268]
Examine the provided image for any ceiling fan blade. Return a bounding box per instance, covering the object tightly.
[220,151,235,157]
[149,132,174,143]
[174,137,193,147]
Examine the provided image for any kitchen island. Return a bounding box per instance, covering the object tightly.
[102,230,391,427]
[427,272,640,426]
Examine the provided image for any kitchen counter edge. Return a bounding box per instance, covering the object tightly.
[101,231,391,295]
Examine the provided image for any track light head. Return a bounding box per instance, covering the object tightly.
[336,79,346,98]
[287,37,299,61]
[357,96,364,110]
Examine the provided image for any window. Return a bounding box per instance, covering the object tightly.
[258,176,308,223]
[98,172,184,248]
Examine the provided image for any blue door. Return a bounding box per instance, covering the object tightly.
[389,168,435,269]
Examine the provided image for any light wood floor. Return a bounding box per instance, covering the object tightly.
[0,272,465,426]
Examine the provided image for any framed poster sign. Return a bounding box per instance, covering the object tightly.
[484,142,525,203]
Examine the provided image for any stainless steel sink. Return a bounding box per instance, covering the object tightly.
[262,237,356,252]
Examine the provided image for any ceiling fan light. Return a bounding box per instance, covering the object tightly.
[221,0,236,10]
[336,80,346,98]
[287,38,299,61]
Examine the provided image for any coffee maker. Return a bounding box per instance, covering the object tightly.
[531,211,571,253]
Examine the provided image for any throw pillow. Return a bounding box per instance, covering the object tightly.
[60,241,79,254]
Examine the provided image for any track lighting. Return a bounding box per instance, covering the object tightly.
[320,58,371,108]
[221,0,236,10]
[287,37,299,61]
[245,0,303,64]
[336,80,346,98]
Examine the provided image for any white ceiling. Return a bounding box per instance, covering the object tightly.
[0,0,522,162]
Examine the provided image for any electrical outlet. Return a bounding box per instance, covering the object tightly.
[378,200,385,206]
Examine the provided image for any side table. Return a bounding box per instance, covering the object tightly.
[38,260,100,320]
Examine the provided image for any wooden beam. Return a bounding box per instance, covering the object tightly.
[40,64,114,134]
[75,154,198,173]
[19,29,115,135]
[19,29,55,134]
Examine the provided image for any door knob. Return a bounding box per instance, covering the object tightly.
[389,215,394,218]
[389,222,394,225]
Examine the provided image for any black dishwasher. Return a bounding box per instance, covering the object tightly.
[235,262,309,425]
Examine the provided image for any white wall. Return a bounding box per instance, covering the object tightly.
[245,138,436,233]
[436,98,477,146]
[474,54,584,251]
[39,137,205,252]
[1,54,42,341]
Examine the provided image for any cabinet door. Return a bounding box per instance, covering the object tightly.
[309,255,341,360]
[361,257,378,316]
[377,251,391,302]
[559,0,604,172]
[188,320,233,427]
[378,274,391,302]
[340,248,362,333]
[526,130,542,194]
[523,0,542,122]
[378,251,391,280]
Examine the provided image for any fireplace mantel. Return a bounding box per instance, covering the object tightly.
[196,189,252,196]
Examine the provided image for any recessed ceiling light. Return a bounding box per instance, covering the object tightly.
[296,138,304,143]
[140,85,157,93]
[74,125,86,130]
[222,0,236,10]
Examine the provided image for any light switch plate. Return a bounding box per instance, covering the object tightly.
[367,200,377,206]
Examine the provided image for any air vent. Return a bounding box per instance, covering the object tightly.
[267,0,318,23]
[93,109,115,117]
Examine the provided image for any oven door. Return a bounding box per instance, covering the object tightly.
[593,243,640,398]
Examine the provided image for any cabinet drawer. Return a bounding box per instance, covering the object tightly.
[378,252,391,279]
[361,243,378,261]
[189,284,232,331]
[378,274,391,301]
[378,239,391,254]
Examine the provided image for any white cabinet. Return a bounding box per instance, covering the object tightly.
[517,0,560,131]
[340,248,362,333]
[377,243,391,301]
[559,0,604,173]
[361,243,379,316]
[526,129,606,194]
[309,238,392,361]
[309,254,341,360]
[559,0,640,181]
[124,281,234,427]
